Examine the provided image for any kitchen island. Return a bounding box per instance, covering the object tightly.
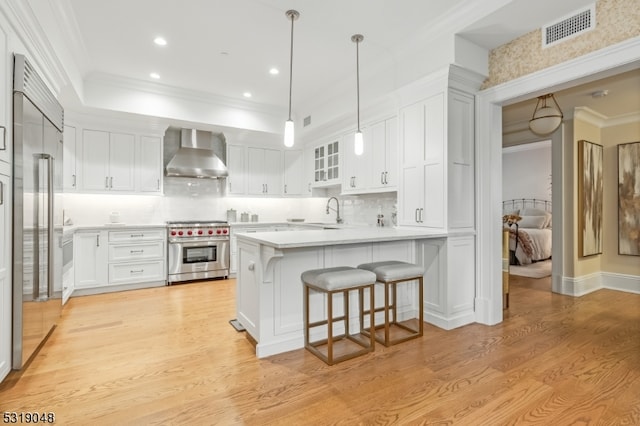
[235,227,475,358]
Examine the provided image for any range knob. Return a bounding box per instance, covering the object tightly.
[170,231,177,236]
[222,229,228,234]
[216,229,222,235]
[208,229,214,235]
[178,231,184,236]
[198,230,203,235]
[187,230,193,236]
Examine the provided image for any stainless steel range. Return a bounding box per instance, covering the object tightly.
[167,220,230,284]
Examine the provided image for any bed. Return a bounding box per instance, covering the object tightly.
[503,199,553,265]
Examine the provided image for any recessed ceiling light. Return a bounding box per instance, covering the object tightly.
[243,92,252,98]
[154,37,167,46]
[150,72,160,79]
[269,68,279,75]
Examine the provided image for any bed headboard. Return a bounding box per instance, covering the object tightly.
[502,198,552,214]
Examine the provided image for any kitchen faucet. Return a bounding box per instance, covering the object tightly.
[326,197,343,224]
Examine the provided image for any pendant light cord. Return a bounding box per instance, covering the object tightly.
[287,13,295,121]
[356,38,360,132]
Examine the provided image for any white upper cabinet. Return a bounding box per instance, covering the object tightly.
[340,116,398,195]
[247,147,282,196]
[283,149,303,196]
[341,130,368,193]
[369,117,398,190]
[81,129,110,191]
[312,139,340,187]
[108,132,136,191]
[81,129,135,192]
[136,135,162,193]
[226,144,246,195]
[398,81,476,231]
[399,93,445,228]
[0,25,8,166]
[63,125,78,191]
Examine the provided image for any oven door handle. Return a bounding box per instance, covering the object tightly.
[171,240,227,248]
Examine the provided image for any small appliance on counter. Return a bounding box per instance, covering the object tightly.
[251,214,259,222]
[240,212,249,222]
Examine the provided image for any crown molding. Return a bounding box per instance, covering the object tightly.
[603,111,640,127]
[502,139,551,154]
[1,0,68,95]
[574,106,607,127]
[49,0,90,74]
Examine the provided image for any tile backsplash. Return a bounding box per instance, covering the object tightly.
[64,188,398,227]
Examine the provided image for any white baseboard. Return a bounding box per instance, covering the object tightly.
[558,273,601,296]
[602,272,640,294]
[558,272,640,297]
[425,310,475,330]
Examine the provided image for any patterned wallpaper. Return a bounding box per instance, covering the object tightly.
[482,0,640,89]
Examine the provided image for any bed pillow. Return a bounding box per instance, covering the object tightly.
[518,215,547,229]
[522,207,552,228]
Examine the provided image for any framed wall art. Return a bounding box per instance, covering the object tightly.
[618,141,640,256]
[578,140,603,257]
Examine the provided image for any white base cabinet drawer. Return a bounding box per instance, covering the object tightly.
[109,260,165,285]
[108,229,165,242]
[108,241,165,262]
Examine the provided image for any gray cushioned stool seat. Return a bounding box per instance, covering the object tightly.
[356,260,424,347]
[357,261,425,282]
[301,266,376,291]
[302,266,376,365]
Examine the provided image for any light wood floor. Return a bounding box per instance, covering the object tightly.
[1,276,638,425]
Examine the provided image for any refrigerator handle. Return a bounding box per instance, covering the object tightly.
[0,125,5,150]
[45,154,55,298]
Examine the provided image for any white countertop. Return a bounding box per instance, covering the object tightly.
[235,227,452,249]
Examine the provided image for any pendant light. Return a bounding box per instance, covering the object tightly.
[528,93,563,136]
[352,34,364,156]
[284,10,299,148]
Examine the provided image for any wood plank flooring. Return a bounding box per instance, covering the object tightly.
[1,276,638,425]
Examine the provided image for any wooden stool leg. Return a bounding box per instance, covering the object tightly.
[418,276,424,337]
[368,284,375,349]
[392,282,398,323]
[344,289,350,337]
[384,282,390,345]
[327,291,333,365]
[304,284,310,348]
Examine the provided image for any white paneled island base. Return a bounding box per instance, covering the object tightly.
[236,228,475,358]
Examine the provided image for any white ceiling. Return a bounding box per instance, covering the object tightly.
[26,0,637,134]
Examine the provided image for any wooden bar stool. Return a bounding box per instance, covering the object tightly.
[357,261,425,347]
[302,266,377,365]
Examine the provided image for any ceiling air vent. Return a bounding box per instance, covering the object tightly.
[542,4,595,48]
[303,115,311,127]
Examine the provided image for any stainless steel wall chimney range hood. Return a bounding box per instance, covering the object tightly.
[165,129,229,179]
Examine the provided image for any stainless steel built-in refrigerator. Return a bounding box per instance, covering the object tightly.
[12,54,64,369]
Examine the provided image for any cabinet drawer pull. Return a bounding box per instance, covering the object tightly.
[110,177,113,188]
[130,249,144,254]
[0,125,5,151]
[130,234,144,238]
[96,235,100,247]
[381,172,384,184]
[0,181,3,205]
[284,184,287,194]
[105,176,109,189]
[308,183,311,192]
[157,179,160,190]
[130,269,144,274]
[72,174,76,187]
[415,208,419,223]
[384,172,388,184]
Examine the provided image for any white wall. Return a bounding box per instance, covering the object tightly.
[502,140,552,202]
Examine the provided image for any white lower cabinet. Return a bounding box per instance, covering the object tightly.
[74,227,166,294]
[0,167,11,382]
[107,228,165,286]
[74,230,109,289]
